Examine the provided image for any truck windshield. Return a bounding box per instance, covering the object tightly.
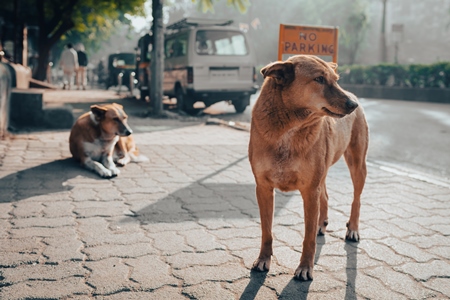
[195,30,248,56]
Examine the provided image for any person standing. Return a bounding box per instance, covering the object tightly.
[76,44,88,90]
[59,43,78,90]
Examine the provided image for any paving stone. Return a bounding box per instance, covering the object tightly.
[381,238,438,262]
[125,255,179,290]
[10,216,75,228]
[85,257,132,295]
[0,203,13,218]
[97,287,187,300]
[358,240,411,265]
[148,231,193,255]
[1,261,85,283]
[42,200,74,217]
[404,234,448,249]
[166,250,236,269]
[0,252,40,267]
[173,263,248,286]
[365,266,437,299]
[0,276,91,300]
[0,218,10,238]
[11,201,43,218]
[422,278,450,298]
[77,217,151,246]
[395,260,450,281]
[42,234,84,263]
[180,229,226,251]
[84,243,157,261]
[183,281,235,300]
[10,226,76,238]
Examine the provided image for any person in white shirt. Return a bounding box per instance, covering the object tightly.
[59,43,79,90]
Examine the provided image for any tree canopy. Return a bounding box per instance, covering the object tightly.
[3,0,147,80]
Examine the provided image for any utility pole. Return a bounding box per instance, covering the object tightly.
[380,0,388,62]
[150,0,164,116]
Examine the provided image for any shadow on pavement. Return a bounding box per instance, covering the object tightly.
[126,182,294,223]
[122,156,296,223]
[0,158,96,203]
[344,241,358,300]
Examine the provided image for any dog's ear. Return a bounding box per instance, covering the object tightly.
[328,62,338,71]
[112,103,124,109]
[260,61,295,85]
[90,105,108,120]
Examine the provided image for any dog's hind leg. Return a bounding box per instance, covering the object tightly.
[318,181,329,235]
[253,184,275,272]
[343,138,368,242]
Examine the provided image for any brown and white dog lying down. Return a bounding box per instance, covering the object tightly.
[69,103,148,178]
[249,55,369,281]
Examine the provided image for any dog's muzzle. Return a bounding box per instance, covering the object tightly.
[345,98,358,113]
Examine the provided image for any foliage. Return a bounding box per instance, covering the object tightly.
[338,62,450,88]
[191,0,250,13]
[4,0,146,80]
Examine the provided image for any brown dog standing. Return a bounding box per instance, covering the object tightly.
[249,55,369,280]
[69,103,134,178]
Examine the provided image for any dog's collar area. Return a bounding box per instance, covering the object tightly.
[322,107,345,118]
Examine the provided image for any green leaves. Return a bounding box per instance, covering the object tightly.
[192,0,250,13]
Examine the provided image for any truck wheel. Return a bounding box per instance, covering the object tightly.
[232,96,250,113]
[176,87,194,114]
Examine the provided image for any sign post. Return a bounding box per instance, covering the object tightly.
[278,24,339,63]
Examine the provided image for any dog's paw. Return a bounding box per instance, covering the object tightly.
[252,257,271,272]
[317,219,328,236]
[294,265,314,281]
[99,169,113,178]
[109,166,121,177]
[345,222,360,242]
[116,157,129,167]
[345,229,360,242]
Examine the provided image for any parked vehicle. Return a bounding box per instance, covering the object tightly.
[106,52,136,90]
[137,18,258,114]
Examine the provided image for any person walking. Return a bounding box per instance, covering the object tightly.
[76,44,88,90]
[59,43,78,90]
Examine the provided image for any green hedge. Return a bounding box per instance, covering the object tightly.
[338,62,450,88]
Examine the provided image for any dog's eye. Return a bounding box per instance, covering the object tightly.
[314,76,325,84]
[114,117,120,122]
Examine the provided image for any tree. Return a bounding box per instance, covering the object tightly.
[340,1,369,65]
[4,0,146,81]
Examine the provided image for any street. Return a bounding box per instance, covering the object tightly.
[204,92,450,182]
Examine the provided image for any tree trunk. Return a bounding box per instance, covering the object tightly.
[150,0,164,116]
[35,43,50,81]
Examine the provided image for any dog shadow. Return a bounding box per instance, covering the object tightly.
[122,156,296,223]
[123,181,294,223]
[344,241,358,299]
[0,158,96,203]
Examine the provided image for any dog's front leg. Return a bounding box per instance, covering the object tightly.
[295,188,320,281]
[102,154,120,176]
[83,157,115,178]
[253,184,275,272]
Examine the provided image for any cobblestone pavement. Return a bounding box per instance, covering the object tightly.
[0,90,449,299]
